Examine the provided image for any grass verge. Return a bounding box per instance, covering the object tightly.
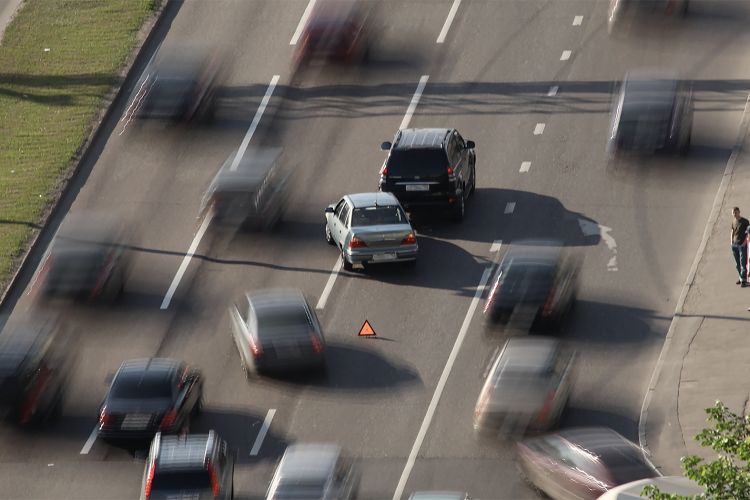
[0,0,157,293]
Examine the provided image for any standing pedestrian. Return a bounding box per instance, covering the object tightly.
[731,207,749,286]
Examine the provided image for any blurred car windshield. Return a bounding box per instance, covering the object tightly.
[151,470,211,491]
[351,206,406,226]
[110,376,172,399]
[272,480,327,499]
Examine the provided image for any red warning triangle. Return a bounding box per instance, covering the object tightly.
[358,320,376,337]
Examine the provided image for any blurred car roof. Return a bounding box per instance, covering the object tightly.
[276,443,341,480]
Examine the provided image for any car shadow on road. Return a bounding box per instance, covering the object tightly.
[566,299,670,345]
[560,406,639,444]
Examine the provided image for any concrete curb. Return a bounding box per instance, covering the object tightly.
[638,91,750,461]
[0,0,173,311]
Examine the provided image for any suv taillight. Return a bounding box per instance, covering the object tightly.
[349,236,367,249]
[447,165,454,175]
[144,464,155,499]
[208,461,220,496]
[380,164,388,176]
[250,342,263,357]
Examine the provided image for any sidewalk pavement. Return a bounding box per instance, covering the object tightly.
[642,104,750,474]
[0,0,23,44]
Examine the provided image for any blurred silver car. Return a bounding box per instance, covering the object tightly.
[201,147,288,231]
[474,337,575,437]
[409,492,470,500]
[266,443,359,500]
[324,192,417,271]
[229,289,325,376]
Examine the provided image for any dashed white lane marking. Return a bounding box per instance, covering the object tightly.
[436,0,462,43]
[400,75,429,130]
[290,0,318,45]
[547,85,559,96]
[560,50,572,61]
[250,409,277,456]
[230,75,280,172]
[504,202,516,214]
[573,15,583,26]
[392,253,496,500]
[160,211,215,309]
[519,161,531,173]
[533,123,545,135]
[316,255,342,310]
[490,240,502,253]
[80,426,98,454]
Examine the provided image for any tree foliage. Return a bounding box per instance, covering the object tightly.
[643,401,750,499]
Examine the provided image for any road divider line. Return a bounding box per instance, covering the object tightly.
[533,123,545,135]
[80,426,98,455]
[399,76,429,130]
[290,0,317,45]
[560,50,572,61]
[392,256,495,500]
[504,202,516,214]
[316,255,343,310]
[160,212,214,310]
[436,0,462,43]
[519,161,531,173]
[250,409,277,456]
[573,15,583,26]
[230,75,280,172]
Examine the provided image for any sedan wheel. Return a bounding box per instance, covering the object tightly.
[325,224,334,245]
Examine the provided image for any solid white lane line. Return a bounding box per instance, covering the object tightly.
[80,426,98,454]
[316,255,343,310]
[547,85,559,96]
[560,50,572,61]
[519,161,531,173]
[230,75,280,172]
[290,0,317,45]
[490,240,502,253]
[160,212,214,310]
[504,202,516,214]
[250,409,277,456]
[399,76,429,130]
[392,263,494,500]
[436,0,462,43]
[573,15,583,26]
[533,123,545,135]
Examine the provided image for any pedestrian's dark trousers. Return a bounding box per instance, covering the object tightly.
[732,243,748,281]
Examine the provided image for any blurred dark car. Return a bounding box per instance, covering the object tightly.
[608,0,689,34]
[200,147,288,231]
[607,71,693,158]
[483,240,580,332]
[98,358,203,443]
[0,315,72,425]
[516,427,659,500]
[474,337,575,438]
[141,430,234,500]
[229,289,325,376]
[266,443,359,500]
[294,0,371,66]
[133,44,225,123]
[39,213,128,303]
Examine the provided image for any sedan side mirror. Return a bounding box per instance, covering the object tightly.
[465,140,475,149]
[325,206,335,214]
[380,141,392,151]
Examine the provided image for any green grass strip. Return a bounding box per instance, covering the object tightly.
[0,0,157,292]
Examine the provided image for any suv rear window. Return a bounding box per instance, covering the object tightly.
[151,470,211,491]
[386,149,449,177]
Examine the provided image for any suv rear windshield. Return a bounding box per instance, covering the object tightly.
[387,149,449,177]
[351,206,406,226]
[151,470,211,491]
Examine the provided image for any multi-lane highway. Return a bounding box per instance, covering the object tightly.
[2,0,750,498]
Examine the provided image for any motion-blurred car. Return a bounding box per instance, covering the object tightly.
[608,0,689,34]
[229,289,326,376]
[0,315,72,425]
[607,71,693,158]
[131,44,225,123]
[409,492,471,500]
[483,240,580,332]
[324,192,418,271]
[141,430,234,500]
[38,213,128,303]
[98,358,203,442]
[266,443,359,500]
[379,128,476,221]
[517,427,659,500]
[474,337,575,438]
[200,147,288,231]
[294,0,371,66]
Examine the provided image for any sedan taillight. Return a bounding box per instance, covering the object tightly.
[349,236,367,249]
[310,334,324,354]
[401,233,417,245]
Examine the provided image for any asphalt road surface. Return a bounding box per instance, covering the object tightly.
[2,1,750,499]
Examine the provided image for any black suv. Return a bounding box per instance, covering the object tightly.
[379,128,476,221]
[141,431,234,500]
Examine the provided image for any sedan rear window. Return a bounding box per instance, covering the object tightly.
[386,149,449,177]
[351,206,406,227]
[257,309,313,341]
[110,374,173,399]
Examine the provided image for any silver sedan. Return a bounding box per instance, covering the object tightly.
[324,192,418,271]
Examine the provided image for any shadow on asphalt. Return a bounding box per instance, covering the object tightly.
[564,299,667,345]
[561,406,639,443]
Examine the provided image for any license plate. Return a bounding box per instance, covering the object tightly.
[405,184,429,191]
[373,253,397,262]
[121,414,151,430]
